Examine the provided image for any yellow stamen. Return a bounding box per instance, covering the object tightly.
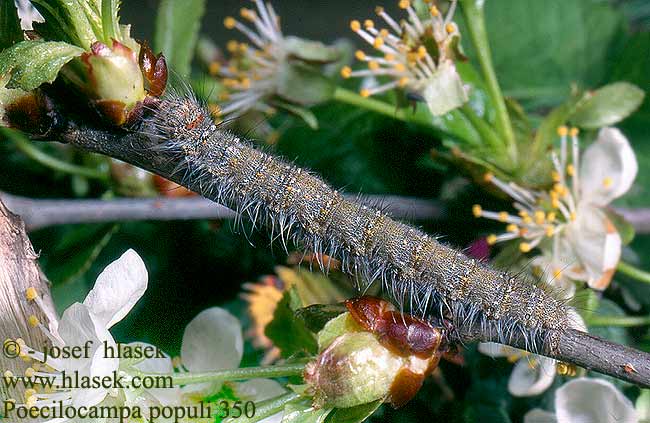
[384,53,396,61]
[209,104,223,118]
[519,242,532,253]
[545,226,555,237]
[375,6,385,15]
[551,170,561,182]
[398,77,409,87]
[569,127,579,137]
[483,172,494,182]
[368,61,380,71]
[355,50,366,60]
[472,204,482,218]
[557,126,568,137]
[25,287,38,301]
[570,212,577,221]
[364,19,374,29]
[497,211,508,222]
[394,63,406,72]
[240,8,256,21]
[340,66,352,78]
[224,17,236,29]
[566,164,575,176]
[445,23,456,34]
[172,356,183,369]
[603,177,613,188]
[486,234,497,245]
[379,29,389,38]
[506,354,519,363]
[208,62,220,76]
[350,20,361,32]
[24,368,35,378]
[399,0,411,9]
[373,37,385,48]
[417,45,427,59]
[553,268,563,279]
[534,210,545,225]
[360,88,371,98]
[226,40,239,52]
[547,212,556,222]
[430,6,440,16]
[506,224,518,233]
[28,315,39,328]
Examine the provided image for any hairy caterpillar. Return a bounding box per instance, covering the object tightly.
[140,88,581,353]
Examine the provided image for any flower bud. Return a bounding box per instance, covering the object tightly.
[77,40,146,125]
[305,308,443,409]
[305,331,404,409]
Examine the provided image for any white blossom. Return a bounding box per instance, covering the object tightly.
[524,378,638,423]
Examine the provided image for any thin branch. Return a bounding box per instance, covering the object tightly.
[0,192,444,231]
[460,327,650,388]
[24,114,650,389]
[3,190,650,235]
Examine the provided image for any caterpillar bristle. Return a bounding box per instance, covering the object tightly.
[145,89,576,353]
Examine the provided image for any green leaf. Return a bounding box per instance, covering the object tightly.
[325,401,382,423]
[282,400,332,423]
[570,82,645,129]
[636,389,650,422]
[153,0,205,77]
[101,0,121,42]
[466,0,624,109]
[277,62,336,105]
[0,40,83,91]
[0,0,23,50]
[31,0,100,49]
[283,36,341,63]
[265,288,319,358]
[295,303,347,333]
[274,101,320,130]
[588,298,632,346]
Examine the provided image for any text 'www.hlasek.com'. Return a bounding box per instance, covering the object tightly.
[2,340,258,422]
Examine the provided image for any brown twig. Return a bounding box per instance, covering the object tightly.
[461,328,650,388]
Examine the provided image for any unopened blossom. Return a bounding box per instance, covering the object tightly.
[306,299,443,409]
[524,378,638,423]
[3,250,153,421]
[473,126,637,290]
[342,0,468,116]
[212,1,339,121]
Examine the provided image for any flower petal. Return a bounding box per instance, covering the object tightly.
[555,378,637,423]
[130,342,180,406]
[579,127,637,207]
[567,204,621,290]
[524,409,558,423]
[236,378,285,401]
[478,342,518,358]
[57,303,117,371]
[508,355,556,397]
[181,307,243,372]
[83,249,148,328]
